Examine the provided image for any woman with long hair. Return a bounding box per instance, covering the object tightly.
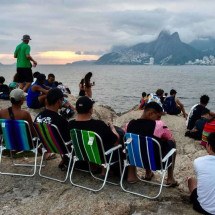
[84,72,95,98]
[79,78,85,96]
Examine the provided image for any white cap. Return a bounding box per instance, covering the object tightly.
[10,89,27,101]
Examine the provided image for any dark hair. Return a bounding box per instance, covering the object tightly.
[36,74,46,83]
[142,92,147,97]
[207,132,215,153]
[46,88,64,105]
[0,76,5,84]
[170,89,177,95]
[201,108,210,116]
[33,71,40,78]
[84,72,92,88]
[200,95,209,105]
[156,89,164,97]
[48,73,55,79]
[144,102,163,113]
[80,78,84,85]
[10,98,21,105]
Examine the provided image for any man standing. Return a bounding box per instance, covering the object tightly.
[14,34,37,92]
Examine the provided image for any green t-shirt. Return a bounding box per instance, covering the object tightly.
[14,42,31,68]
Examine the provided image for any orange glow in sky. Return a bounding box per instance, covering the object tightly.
[0,51,99,65]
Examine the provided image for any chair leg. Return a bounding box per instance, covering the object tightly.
[39,151,72,183]
[0,148,37,177]
[70,156,110,192]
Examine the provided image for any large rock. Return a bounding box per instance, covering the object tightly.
[0,97,203,214]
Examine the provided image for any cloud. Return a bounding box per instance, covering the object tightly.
[1,0,215,64]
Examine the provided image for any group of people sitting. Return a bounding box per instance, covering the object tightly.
[185,95,215,145]
[1,79,215,214]
[138,88,188,119]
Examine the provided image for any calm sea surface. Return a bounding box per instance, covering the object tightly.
[0,65,214,113]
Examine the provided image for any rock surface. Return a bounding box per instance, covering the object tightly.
[0,96,204,214]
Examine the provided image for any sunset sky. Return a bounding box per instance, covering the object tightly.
[1,0,215,64]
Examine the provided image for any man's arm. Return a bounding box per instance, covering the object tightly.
[176,98,188,119]
[26,54,37,67]
[32,85,49,94]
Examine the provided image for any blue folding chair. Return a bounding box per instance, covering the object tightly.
[120,133,176,199]
[0,119,39,177]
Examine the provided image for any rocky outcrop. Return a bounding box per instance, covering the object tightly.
[0,96,203,214]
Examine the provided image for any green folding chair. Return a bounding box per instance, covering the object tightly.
[34,122,73,182]
[0,119,39,177]
[70,129,122,192]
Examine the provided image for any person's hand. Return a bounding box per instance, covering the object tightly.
[33,61,37,67]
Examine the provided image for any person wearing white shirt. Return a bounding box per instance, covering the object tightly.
[187,132,215,215]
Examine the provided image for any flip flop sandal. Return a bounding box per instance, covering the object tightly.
[143,172,155,181]
[166,181,179,187]
[127,179,139,184]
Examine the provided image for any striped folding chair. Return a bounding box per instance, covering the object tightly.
[34,122,73,182]
[120,133,176,199]
[0,119,39,177]
[70,129,122,192]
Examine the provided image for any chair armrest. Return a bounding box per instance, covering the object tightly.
[105,144,122,155]
[162,148,176,162]
[125,138,132,144]
[65,140,72,146]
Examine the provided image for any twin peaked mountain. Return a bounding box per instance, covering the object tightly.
[96,31,209,65]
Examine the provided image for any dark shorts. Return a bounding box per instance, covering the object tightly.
[161,140,176,156]
[190,188,212,215]
[169,107,181,115]
[28,99,44,109]
[17,68,33,83]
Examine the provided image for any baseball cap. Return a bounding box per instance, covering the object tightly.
[76,96,95,114]
[10,89,27,102]
[9,82,18,89]
[22,35,31,40]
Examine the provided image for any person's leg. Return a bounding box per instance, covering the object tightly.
[188,177,197,193]
[127,166,139,182]
[23,82,31,92]
[38,94,47,105]
[22,69,33,92]
[188,182,210,214]
[163,140,178,185]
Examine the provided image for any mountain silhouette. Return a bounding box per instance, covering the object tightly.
[96,31,203,65]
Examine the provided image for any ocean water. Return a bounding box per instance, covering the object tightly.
[0,64,215,113]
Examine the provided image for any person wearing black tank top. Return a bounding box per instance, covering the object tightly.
[0,89,36,136]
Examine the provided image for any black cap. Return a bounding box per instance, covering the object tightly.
[170,89,177,95]
[76,96,95,114]
[22,34,31,40]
